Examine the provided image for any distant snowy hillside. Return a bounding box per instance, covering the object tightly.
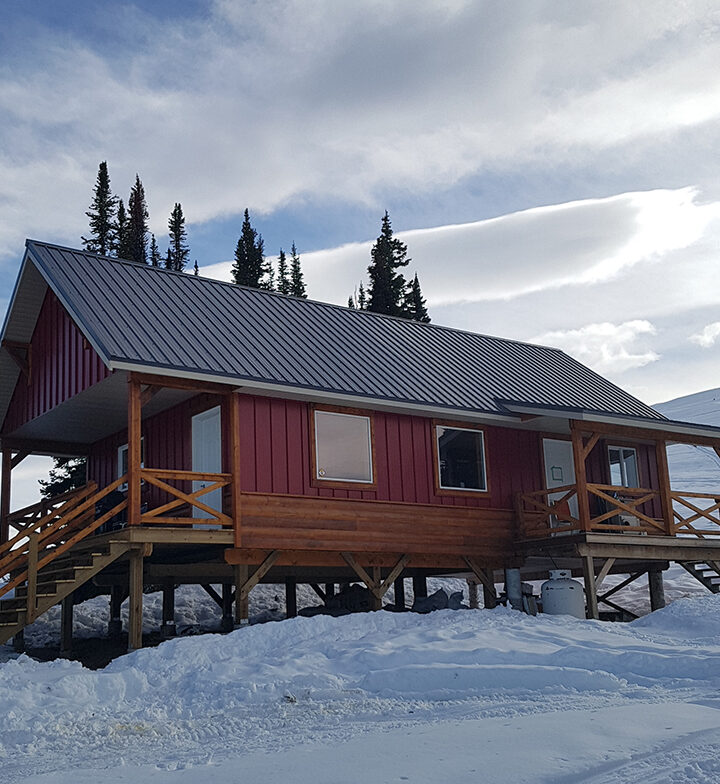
[655,388,720,491]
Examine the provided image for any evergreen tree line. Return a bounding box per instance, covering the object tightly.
[83,162,192,272]
[348,211,429,323]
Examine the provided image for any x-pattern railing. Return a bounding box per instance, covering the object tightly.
[139,468,232,527]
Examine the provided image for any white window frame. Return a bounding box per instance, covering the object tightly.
[607,445,638,488]
[118,438,145,491]
[313,410,374,484]
[435,425,487,493]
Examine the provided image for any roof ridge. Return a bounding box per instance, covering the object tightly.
[25,238,566,355]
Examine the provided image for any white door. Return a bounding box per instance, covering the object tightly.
[542,439,578,522]
[192,406,222,528]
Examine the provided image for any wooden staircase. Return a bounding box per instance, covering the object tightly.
[0,477,129,646]
[679,561,720,594]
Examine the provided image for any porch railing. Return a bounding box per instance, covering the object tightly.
[670,491,720,537]
[137,468,233,527]
[516,483,666,538]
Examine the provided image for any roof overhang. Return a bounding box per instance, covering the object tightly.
[499,402,720,444]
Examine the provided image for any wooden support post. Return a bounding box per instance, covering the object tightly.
[0,449,11,544]
[394,577,406,610]
[60,595,73,655]
[324,583,335,601]
[371,567,382,610]
[413,575,427,601]
[229,392,243,548]
[161,584,176,637]
[482,570,498,609]
[108,586,124,638]
[127,377,142,527]
[582,555,599,620]
[571,425,592,532]
[221,583,234,632]
[467,580,479,609]
[648,568,666,612]
[285,578,297,619]
[234,564,249,626]
[13,628,24,653]
[26,532,38,624]
[128,548,144,650]
[655,440,674,536]
[594,558,616,593]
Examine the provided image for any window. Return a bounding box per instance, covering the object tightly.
[118,438,145,491]
[608,446,638,488]
[313,410,373,484]
[436,425,487,492]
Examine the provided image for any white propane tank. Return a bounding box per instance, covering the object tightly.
[541,570,585,618]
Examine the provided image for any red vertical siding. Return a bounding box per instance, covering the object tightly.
[88,392,549,511]
[2,290,110,434]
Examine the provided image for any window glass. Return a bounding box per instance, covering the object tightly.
[436,426,486,491]
[315,411,372,483]
[608,446,638,488]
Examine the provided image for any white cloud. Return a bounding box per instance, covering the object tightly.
[2,2,720,259]
[531,320,660,375]
[690,323,720,348]
[236,187,717,307]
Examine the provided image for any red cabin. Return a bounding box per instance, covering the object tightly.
[2,240,720,649]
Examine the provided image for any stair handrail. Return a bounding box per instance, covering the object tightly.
[6,484,96,532]
[0,482,98,573]
[0,476,127,603]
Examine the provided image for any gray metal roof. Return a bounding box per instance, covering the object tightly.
[11,239,665,422]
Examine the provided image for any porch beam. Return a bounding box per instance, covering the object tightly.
[0,438,91,457]
[571,426,591,532]
[140,384,162,408]
[128,547,144,650]
[571,418,720,449]
[129,371,236,396]
[127,376,142,527]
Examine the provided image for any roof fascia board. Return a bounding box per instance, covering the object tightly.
[500,402,720,441]
[24,242,113,369]
[0,255,37,341]
[109,361,521,425]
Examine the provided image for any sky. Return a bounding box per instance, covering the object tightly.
[2,1,720,503]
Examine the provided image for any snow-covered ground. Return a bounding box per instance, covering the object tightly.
[2,388,720,782]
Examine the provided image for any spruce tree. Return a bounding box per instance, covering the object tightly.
[276,249,290,295]
[289,242,307,298]
[149,234,162,267]
[231,209,272,288]
[164,248,172,269]
[193,260,199,276]
[167,202,190,272]
[39,458,87,499]
[405,273,430,322]
[127,174,149,264]
[367,211,409,316]
[115,199,132,260]
[82,161,117,256]
[348,295,355,308]
[358,281,367,310]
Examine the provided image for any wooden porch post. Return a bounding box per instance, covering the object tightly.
[221,583,234,632]
[655,440,674,536]
[60,595,74,654]
[161,583,176,637]
[234,564,249,626]
[1,449,12,544]
[127,376,142,527]
[229,392,243,548]
[582,555,599,619]
[128,547,144,650]
[285,578,297,618]
[393,577,406,610]
[108,586,124,638]
[571,424,591,532]
[648,568,666,611]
